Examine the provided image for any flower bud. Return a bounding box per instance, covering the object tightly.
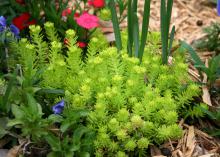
[20,38,27,43]
[137,138,149,149]
[127,79,135,86]
[98,8,111,21]
[25,44,35,50]
[125,139,136,151]
[117,108,129,122]
[124,122,133,132]
[131,115,144,128]
[116,151,127,157]
[51,41,62,49]
[66,29,76,37]
[91,37,98,43]
[109,118,119,132]
[44,22,54,28]
[29,25,41,33]
[116,129,127,140]
[112,75,123,82]
[93,56,103,64]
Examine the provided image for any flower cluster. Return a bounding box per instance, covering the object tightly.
[0,16,20,38]
[60,0,106,49]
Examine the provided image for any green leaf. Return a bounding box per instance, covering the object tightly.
[37,89,65,95]
[160,0,168,64]
[72,126,89,145]
[80,152,90,157]
[48,114,63,123]
[11,104,24,119]
[60,120,71,133]
[168,25,175,56]
[167,0,173,33]
[47,152,60,157]
[26,93,42,116]
[109,0,122,51]
[0,117,9,138]
[180,41,205,66]
[45,134,61,151]
[2,65,19,112]
[132,11,139,58]
[7,119,23,127]
[127,0,133,56]
[139,0,151,61]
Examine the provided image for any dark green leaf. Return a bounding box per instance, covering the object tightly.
[109,0,122,51]
[139,0,151,61]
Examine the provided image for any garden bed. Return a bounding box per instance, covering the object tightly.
[0,0,220,157]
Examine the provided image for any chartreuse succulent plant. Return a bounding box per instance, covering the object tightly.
[12,23,200,156]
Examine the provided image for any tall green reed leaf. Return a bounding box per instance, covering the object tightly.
[133,12,139,57]
[139,0,151,61]
[109,0,151,61]
[127,0,133,56]
[160,0,174,64]
[108,0,122,51]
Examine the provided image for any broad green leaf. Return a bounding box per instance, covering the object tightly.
[0,117,8,138]
[60,120,71,133]
[11,104,24,119]
[7,119,23,127]
[45,134,61,151]
[72,126,89,145]
[48,114,63,123]
[80,152,90,157]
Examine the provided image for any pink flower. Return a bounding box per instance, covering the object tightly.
[76,13,99,29]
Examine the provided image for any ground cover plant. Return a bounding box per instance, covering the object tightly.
[0,21,202,156]
[1,0,220,156]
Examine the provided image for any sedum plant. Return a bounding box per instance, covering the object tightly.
[11,23,201,156]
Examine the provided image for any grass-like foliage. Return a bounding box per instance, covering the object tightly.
[194,23,220,53]
[7,23,201,156]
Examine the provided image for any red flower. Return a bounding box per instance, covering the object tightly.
[16,0,25,5]
[74,12,80,19]
[12,13,36,31]
[62,8,72,17]
[88,0,105,8]
[77,41,87,48]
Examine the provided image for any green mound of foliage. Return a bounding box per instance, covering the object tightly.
[1,23,202,156]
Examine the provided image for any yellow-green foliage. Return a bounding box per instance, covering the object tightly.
[14,23,200,156]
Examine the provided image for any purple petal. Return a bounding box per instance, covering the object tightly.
[0,16,6,27]
[10,24,20,38]
[217,0,220,16]
[52,100,65,114]
[0,16,6,32]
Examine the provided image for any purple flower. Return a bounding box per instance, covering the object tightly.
[10,24,20,38]
[0,16,6,32]
[218,0,220,16]
[52,100,65,114]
